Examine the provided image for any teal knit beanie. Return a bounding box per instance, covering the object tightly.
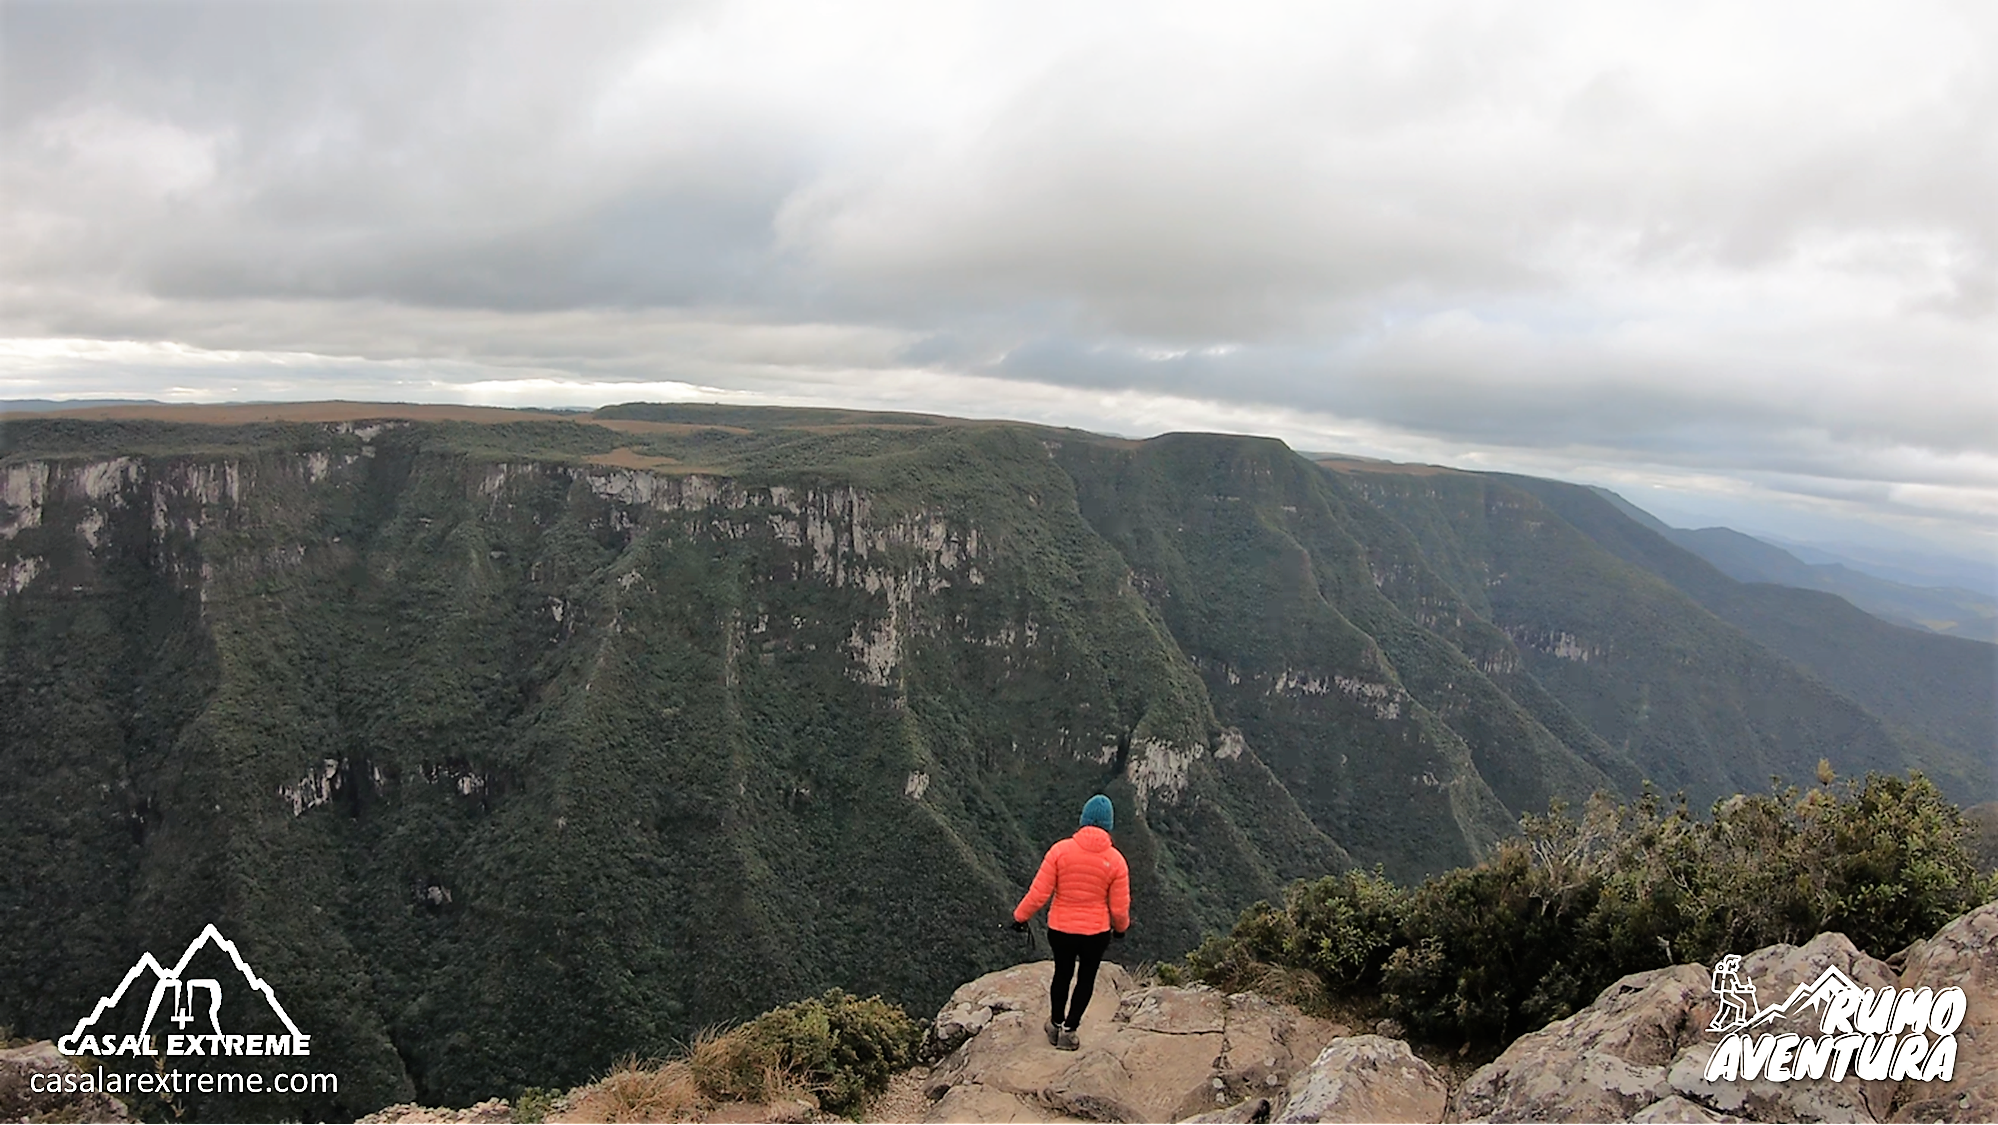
[1080,794,1114,831]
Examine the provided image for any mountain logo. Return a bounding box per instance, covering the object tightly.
[56,925,311,1058]
[1702,954,1964,1085]
[1709,954,1873,1034]
[1743,964,1870,1031]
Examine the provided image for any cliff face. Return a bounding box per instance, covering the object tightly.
[0,408,1984,1119]
[0,420,1348,1117]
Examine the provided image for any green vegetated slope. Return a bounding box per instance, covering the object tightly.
[1341,465,1990,805]
[1513,476,1994,795]
[0,407,1988,1119]
[0,414,1342,1118]
[1054,436,1631,877]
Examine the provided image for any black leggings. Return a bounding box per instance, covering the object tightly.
[1047,928,1113,1030]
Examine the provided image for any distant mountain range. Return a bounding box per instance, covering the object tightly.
[0,399,162,412]
[1766,535,1997,599]
[1592,491,1998,644]
[1,402,1990,1118]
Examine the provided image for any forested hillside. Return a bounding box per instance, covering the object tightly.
[1,404,1988,1119]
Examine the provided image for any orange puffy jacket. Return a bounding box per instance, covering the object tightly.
[1013,826,1131,936]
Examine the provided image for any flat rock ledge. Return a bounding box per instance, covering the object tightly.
[917,960,1446,1123]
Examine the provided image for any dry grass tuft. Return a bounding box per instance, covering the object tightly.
[558,1055,703,1123]
[683,1025,760,1103]
[757,1060,817,1111]
[1249,962,1328,1012]
[683,1025,820,1109]
[552,1025,831,1123]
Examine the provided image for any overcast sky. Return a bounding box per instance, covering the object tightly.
[2,1,1993,561]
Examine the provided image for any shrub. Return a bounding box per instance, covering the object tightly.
[1183,870,1407,1005]
[1285,870,1412,993]
[1182,770,1995,1051]
[1809,773,1992,953]
[693,988,922,1116]
[1380,843,1606,1042]
[511,1085,563,1123]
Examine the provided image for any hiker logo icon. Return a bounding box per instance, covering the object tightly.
[1707,953,1758,1033]
[1701,953,1965,1085]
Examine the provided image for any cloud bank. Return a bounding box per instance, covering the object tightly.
[2,0,1993,556]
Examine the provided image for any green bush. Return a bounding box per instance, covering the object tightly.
[1184,770,1996,1049]
[1380,843,1606,1042]
[510,1086,561,1123]
[704,988,921,1116]
[1286,870,1412,992]
[1184,871,1407,1004]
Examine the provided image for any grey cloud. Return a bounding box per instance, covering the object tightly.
[3,1,789,309]
[1,1,1993,549]
[986,309,1996,472]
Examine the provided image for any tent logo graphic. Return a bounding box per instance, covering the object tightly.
[56,925,311,1058]
[1702,954,1964,1085]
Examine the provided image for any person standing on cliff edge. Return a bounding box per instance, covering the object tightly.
[1012,793,1132,1051]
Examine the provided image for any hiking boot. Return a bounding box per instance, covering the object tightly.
[1044,1019,1060,1046]
[1056,1027,1080,1051]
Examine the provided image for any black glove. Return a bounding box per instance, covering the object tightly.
[1011,919,1029,933]
[1112,929,1126,941]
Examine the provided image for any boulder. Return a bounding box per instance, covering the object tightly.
[1453,931,1897,1123]
[1889,901,1998,1123]
[1627,1094,1743,1123]
[1274,1035,1446,1123]
[1453,963,1712,1123]
[1662,932,1897,1124]
[918,962,1347,1122]
[0,1041,131,1123]
[1222,992,1354,1104]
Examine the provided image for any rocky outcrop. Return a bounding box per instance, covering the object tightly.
[0,1041,131,1123]
[27,907,1998,1125]
[1276,1035,1447,1123]
[926,962,1137,1060]
[1452,962,1717,1123]
[1452,906,1998,1124]
[1889,903,1998,1122]
[918,961,1456,1123]
[356,1098,512,1124]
